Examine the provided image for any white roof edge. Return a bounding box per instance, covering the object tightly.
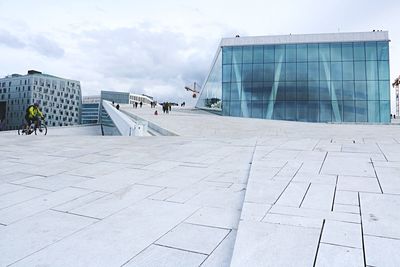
[221,31,389,46]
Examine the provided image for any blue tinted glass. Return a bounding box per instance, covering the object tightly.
[242,64,253,82]
[275,45,285,62]
[377,42,389,60]
[230,101,241,116]
[251,101,263,118]
[332,100,343,122]
[380,101,390,123]
[319,44,330,61]
[331,62,342,80]
[379,80,390,101]
[232,47,243,64]
[342,62,354,80]
[286,63,296,81]
[332,81,343,100]
[222,83,231,101]
[320,101,332,122]
[367,81,379,101]
[243,47,253,63]
[222,47,232,64]
[308,62,319,81]
[343,100,355,122]
[231,64,242,82]
[222,65,231,82]
[253,46,263,63]
[285,82,296,101]
[366,61,378,80]
[308,44,319,61]
[330,43,342,61]
[252,64,264,82]
[286,44,296,62]
[297,44,307,62]
[264,100,273,119]
[264,46,275,63]
[365,42,377,60]
[355,81,367,100]
[354,43,365,60]
[222,100,230,115]
[355,101,367,122]
[354,61,366,80]
[285,101,297,120]
[342,43,353,61]
[275,62,286,81]
[297,63,307,81]
[264,82,273,101]
[308,101,319,122]
[368,101,380,122]
[297,101,308,121]
[297,81,308,101]
[230,83,241,100]
[273,101,285,120]
[251,82,264,101]
[242,100,252,117]
[320,61,331,80]
[264,63,274,81]
[308,81,319,101]
[242,82,252,101]
[276,82,285,100]
[320,81,330,100]
[378,61,389,80]
[343,81,355,100]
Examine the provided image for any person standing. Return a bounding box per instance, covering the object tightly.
[116,104,120,110]
[140,101,143,108]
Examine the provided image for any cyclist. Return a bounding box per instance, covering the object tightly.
[25,102,45,133]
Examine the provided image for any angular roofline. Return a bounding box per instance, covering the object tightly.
[221,31,389,47]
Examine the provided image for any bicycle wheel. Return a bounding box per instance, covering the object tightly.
[18,124,28,135]
[35,124,47,135]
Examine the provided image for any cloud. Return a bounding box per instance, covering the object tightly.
[0,30,26,48]
[29,35,65,58]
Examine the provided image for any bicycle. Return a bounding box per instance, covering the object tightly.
[18,117,47,136]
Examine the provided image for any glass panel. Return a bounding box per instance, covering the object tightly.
[343,81,355,100]
[354,61,366,80]
[297,101,308,121]
[264,45,275,63]
[264,82,273,101]
[354,42,365,60]
[253,46,263,63]
[319,44,330,61]
[308,62,319,81]
[251,82,264,101]
[355,101,367,122]
[285,82,296,101]
[377,42,389,61]
[275,45,285,62]
[380,101,390,123]
[264,63,275,82]
[230,82,241,100]
[231,64,242,82]
[285,101,296,121]
[320,61,331,81]
[379,80,390,101]
[241,82,252,101]
[332,81,343,100]
[366,61,378,81]
[342,62,354,80]
[308,101,319,122]
[332,100,343,122]
[331,62,342,80]
[378,61,389,80]
[232,46,243,64]
[222,83,231,101]
[241,101,251,117]
[222,65,231,82]
[343,100,355,122]
[252,64,263,82]
[222,47,232,64]
[286,63,296,81]
[308,81,319,101]
[297,44,307,62]
[276,82,285,100]
[251,101,263,118]
[275,62,286,81]
[368,101,380,122]
[308,44,319,61]
[365,42,377,60]
[243,46,253,63]
[230,101,241,116]
[222,101,230,116]
[297,81,308,101]
[286,44,296,62]
[330,43,342,61]
[367,81,379,101]
[320,81,330,100]
[242,64,252,82]
[355,81,367,100]
[273,101,285,120]
[297,63,307,81]
[320,101,332,122]
[342,43,353,61]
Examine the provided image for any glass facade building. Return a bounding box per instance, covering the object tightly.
[197,32,391,123]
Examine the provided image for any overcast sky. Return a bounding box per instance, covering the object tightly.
[0,0,399,108]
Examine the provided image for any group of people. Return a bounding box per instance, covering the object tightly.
[132,101,143,108]
[162,102,172,114]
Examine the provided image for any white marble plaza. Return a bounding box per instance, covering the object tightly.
[1,106,400,266]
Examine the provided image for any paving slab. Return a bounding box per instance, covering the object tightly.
[364,235,400,267]
[315,243,364,267]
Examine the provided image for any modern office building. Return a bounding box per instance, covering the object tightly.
[197,31,391,123]
[0,70,81,130]
[81,95,100,124]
